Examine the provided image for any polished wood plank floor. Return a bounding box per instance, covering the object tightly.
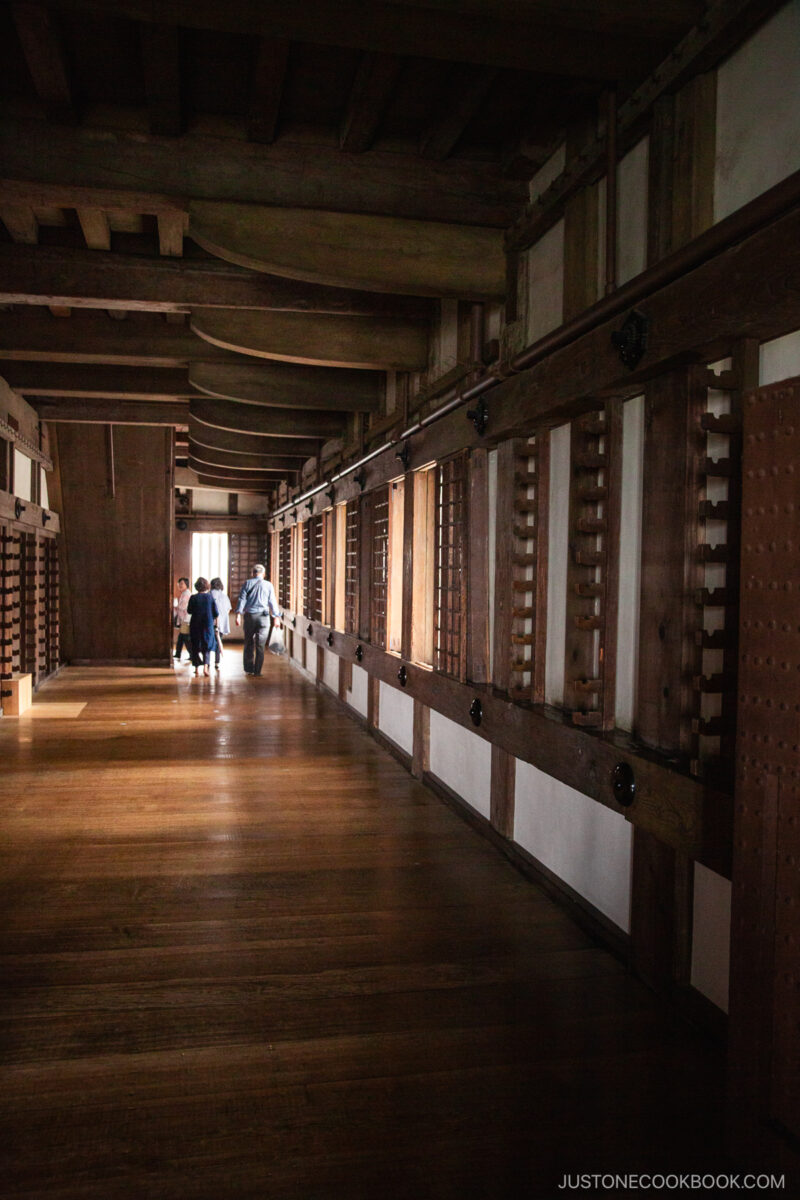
[1,652,726,1199]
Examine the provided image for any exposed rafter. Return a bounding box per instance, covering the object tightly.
[248,37,290,144]
[340,51,404,153]
[420,65,498,161]
[11,2,75,122]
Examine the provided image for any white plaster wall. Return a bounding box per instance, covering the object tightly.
[378,682,414,756]
[760,329,800,386]
[615,396,644,732]
[691,862,731,1012]
[545,423,571,706]
[346,662,369,717]
[514,760,633,931]
[529,143,566,203]
[488,448,498,679]
[428,710,492,819]
[191,488,229,514]
[526,219,565,345]
[715,1,800,222]
[13,449,32,501]
[616,137,649,286]
[291,629,304,666]
[323,647,339,694]
[237,494,269,516]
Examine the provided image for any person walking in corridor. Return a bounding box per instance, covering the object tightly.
[235,563,282,677]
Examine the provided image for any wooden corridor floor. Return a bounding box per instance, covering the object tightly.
[1,652,727,1199]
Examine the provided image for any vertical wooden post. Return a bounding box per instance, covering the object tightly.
[492,440,516,693]
[401,466,414,661]
[467,447,489,683]
[412,699,430,780]
[563,117,600,320]
[367,673,380,730]
[490,745,515,839]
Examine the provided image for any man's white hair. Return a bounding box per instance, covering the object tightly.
[253,563,265,574]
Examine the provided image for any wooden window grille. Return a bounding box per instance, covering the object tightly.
[302,516,324,622]
[344,498,360,636]
[369,485,390,649]
[229,533,266,608]
[434,451,469,680]
[44,537,59,676]
[278,529,291,609]
[0,524,20,683]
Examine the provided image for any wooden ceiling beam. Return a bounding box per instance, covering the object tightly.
[157,211,186,257]
[34,398,188,424]
[186,460,289,483]
[190,396,344,439]
[0,243,433,318]
[188,443,306,471]
[0,117,525,227]
[419,66,498,161]
[76,207,111,250]
[191,472,277,492]
[189,361,382,414]
[36,0,667,78]
[140,23,183,137]
[11,3,76,123]
[187,421,313,458]
[339,52,403,154]
[248,37,290,144]
[3,362,193,399]
[1,203,39,244]
[0,309,237,366]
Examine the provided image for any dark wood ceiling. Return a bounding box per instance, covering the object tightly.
[0,0,746,495]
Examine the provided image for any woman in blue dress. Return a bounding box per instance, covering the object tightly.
[187,577,219,677]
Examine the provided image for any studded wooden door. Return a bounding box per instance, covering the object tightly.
[729,375,800,1163]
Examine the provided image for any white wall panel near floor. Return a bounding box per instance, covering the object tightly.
[322,647,339,694]
[378,682,414,756]
[428,711,492,819]
[346,663,369,717]
[514,760,633,932]
[691,862,732,1012]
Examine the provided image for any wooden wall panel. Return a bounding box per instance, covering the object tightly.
[57,424,173,663]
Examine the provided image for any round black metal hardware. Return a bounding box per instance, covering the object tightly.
[469,697,483,727]
[466,396,489,436]
[354,468,368,492]
[307,624,313,637]
[42,511,51,526]
[611,309,649,370]
[176,518,188,531]
[611,761,636,807]
[355,644,364,662]
[14,499,26,520]
[303,502,313,517]
[326,632,334,647]
[291,615,297,627]
[325,487,335,505]
[395,442,411,471]
[397,665,407,687]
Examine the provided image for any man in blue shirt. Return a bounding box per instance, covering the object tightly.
[234,563,282,676]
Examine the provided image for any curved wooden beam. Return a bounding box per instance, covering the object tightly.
[190,308,429,371]
[193,472,276,492]
[189,360,381,413]
[190,396,344,439]
[187,460,288,484]
[189,201,505,299]
[187,441,302,472]
[187,420,313,457]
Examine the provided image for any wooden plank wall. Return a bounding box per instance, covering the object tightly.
[55,424,173,664]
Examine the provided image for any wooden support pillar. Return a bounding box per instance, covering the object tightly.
[467,447,489,683]
[412,699,429,780]
[401,465,414,662]
[367,673,380,730]
[631,365,705,993]
[490,745,515,839]
[316,643,324,684]
[563,117,599,320]
[491,439,516,693]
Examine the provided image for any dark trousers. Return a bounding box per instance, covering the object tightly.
[174,631,190,659]
[243,612,272,675]
[214,631,223,665]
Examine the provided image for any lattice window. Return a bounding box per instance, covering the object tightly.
[278,529,291,609]
[19,533,38,677]
[344,498,360,636]
[0,524,20,683]
[312,515,324,623]
[44,537,59,676]
[302,521,312,619]
[229,533,266,609]
[434,452,469,680]
[369,485,390,649]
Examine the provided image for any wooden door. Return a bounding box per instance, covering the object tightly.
[729,375,800,1169]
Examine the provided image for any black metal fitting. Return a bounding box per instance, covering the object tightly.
[611,309,649,370]
[469,697,482,727]
[397,665,407,687]
[611,761,636,807]
[466,396,489,436]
